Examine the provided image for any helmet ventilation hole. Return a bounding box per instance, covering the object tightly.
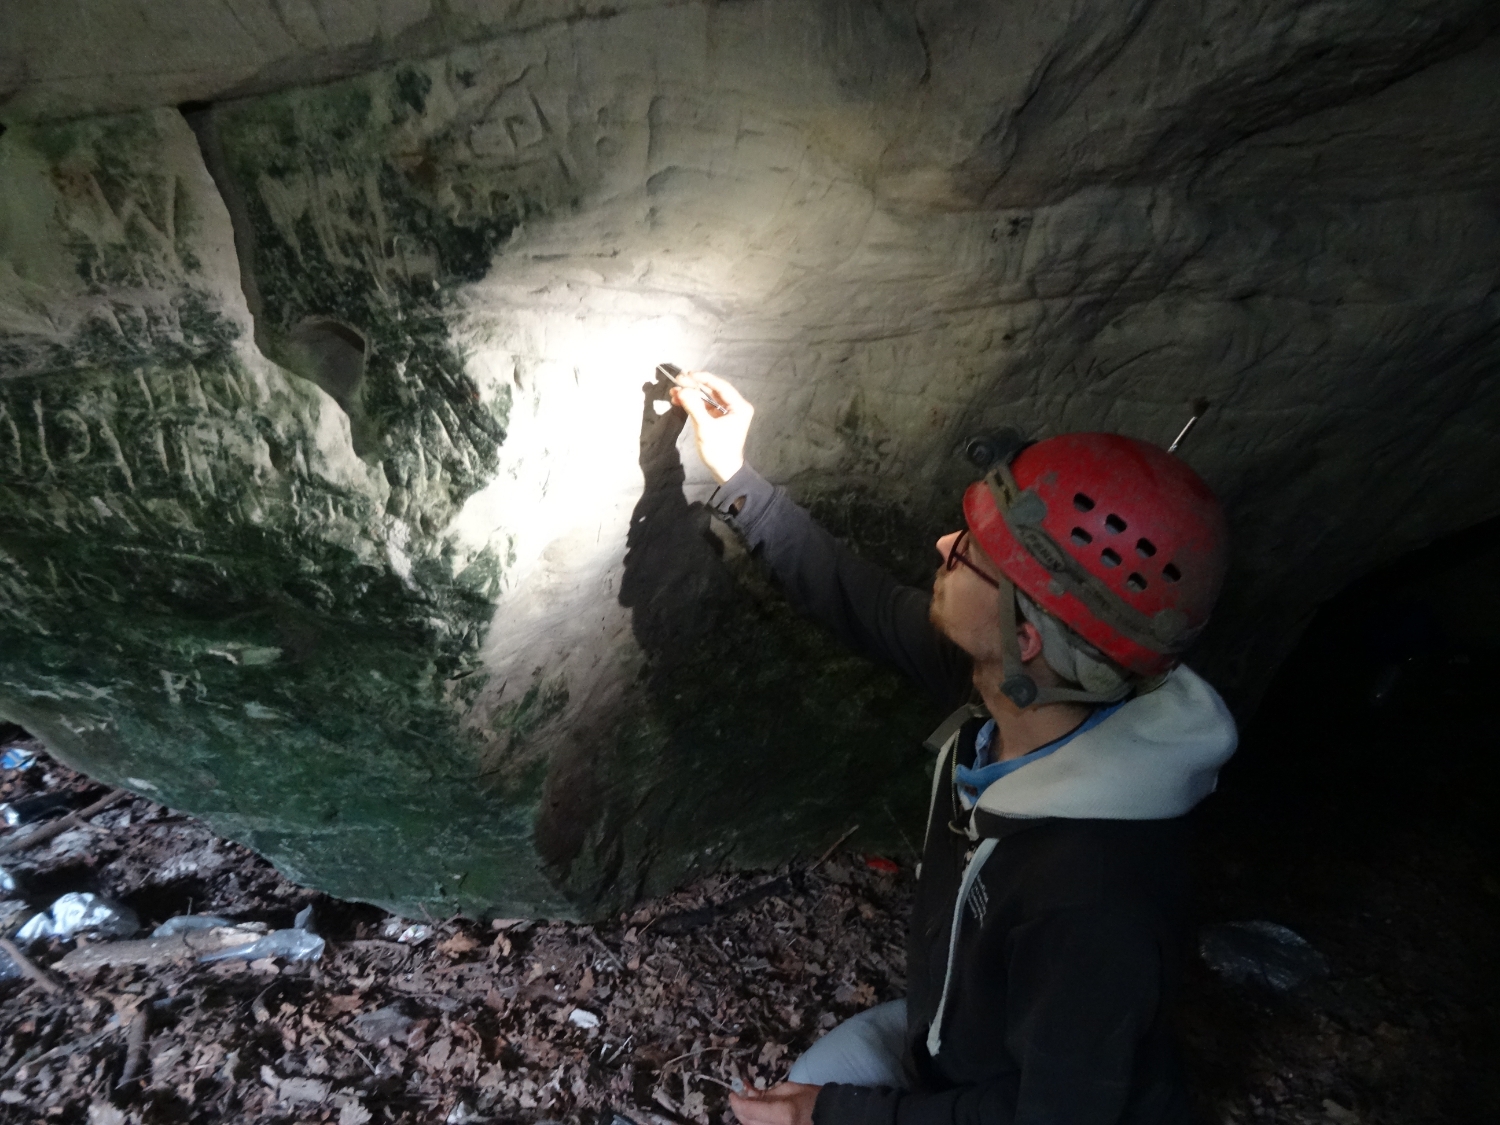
[1100,547,1122,568]
[1070,527,1093,546]
[1162,563,1181,582]
[1105,513,1127,534]
[1126,572,1147,592]
[1073,492,1095,512]
[1136,538,1156,558]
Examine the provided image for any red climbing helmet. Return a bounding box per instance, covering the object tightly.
[963,433,1228,677]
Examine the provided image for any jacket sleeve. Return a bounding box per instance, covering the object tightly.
[811,907,1164,1125]
[709,463,971,709]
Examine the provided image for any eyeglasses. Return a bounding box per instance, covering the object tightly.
[946,530,1001,589]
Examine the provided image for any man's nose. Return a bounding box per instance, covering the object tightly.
[936,531,960,560]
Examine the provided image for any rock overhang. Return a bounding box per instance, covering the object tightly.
[1,1,1498,918]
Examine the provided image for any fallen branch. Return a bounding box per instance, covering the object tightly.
[117,1001,152,1089]
[54,926,265,973]
[0,1010,68,1085]
[0,935,63,995]
[0,788,129,857]
[652,876,793,936]
[0,1023,114,1086]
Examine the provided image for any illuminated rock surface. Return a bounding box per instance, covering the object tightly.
[1,1,1498,917]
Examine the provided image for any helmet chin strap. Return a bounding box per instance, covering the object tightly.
[996,574,1134,710]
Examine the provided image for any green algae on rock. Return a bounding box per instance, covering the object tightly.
[0,108,567,917]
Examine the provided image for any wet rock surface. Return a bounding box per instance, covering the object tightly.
[2,2,1499,915]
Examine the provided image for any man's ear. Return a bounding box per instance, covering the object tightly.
[1017,620,1045,664]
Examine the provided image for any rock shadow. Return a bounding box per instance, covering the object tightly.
[531,373,735,896]
[616,375,736,669]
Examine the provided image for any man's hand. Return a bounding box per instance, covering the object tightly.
[728,1081,821,1125]
[670,370,754,484]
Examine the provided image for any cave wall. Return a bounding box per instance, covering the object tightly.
[2,0,1498,918]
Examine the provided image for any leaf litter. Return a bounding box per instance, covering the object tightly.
[0,744,909,1124]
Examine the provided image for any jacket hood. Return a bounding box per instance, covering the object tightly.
[975,664,1237,821]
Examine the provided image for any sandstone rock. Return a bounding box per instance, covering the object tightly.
[1,2,1497,917]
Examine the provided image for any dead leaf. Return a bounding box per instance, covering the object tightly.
[574,965,595,999]
[260,1065,329,1105]
[437,931,479,956]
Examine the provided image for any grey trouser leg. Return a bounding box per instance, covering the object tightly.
[785,999,908,1088]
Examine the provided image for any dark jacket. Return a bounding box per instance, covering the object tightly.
[709,464,1237,1125]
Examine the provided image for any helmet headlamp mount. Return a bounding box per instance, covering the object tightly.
[963,427,1029,471]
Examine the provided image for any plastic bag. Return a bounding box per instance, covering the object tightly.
[1198,920,1329,992]
[15,892,140,944]
[0,746,38,771]
[198,924,324,964]
[379,919,434,944]
[152,914,234,937]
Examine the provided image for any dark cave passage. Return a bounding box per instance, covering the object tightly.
[1184,514,1500,1122]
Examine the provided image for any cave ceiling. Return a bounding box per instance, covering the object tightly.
[1,0,1497,917]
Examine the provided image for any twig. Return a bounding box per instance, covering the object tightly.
[0,789,129,856]
[0,936,62,995]
[0,1016,103,1086]
[117,1001,152,1089]
[651,1087,692,1122]
[351,1047,379,1076]
[588,932,625,972]
[684,1071,734,1090]
[600,1034,634,1065]
[660,1044,746,1071]
[653,876,793,936]
[813,824,860,869]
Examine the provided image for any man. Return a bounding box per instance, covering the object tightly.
[668,370,1238,1125]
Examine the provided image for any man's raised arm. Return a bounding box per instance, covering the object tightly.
[672,371,970,709]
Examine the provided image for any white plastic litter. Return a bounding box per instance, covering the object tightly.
[152,915,234,937]
[396,924,433,945]
[15,892,140,945]
[568,1008,601,1029]
[198,925,325,964]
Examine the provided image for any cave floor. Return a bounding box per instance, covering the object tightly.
[0,709,1493,1125]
